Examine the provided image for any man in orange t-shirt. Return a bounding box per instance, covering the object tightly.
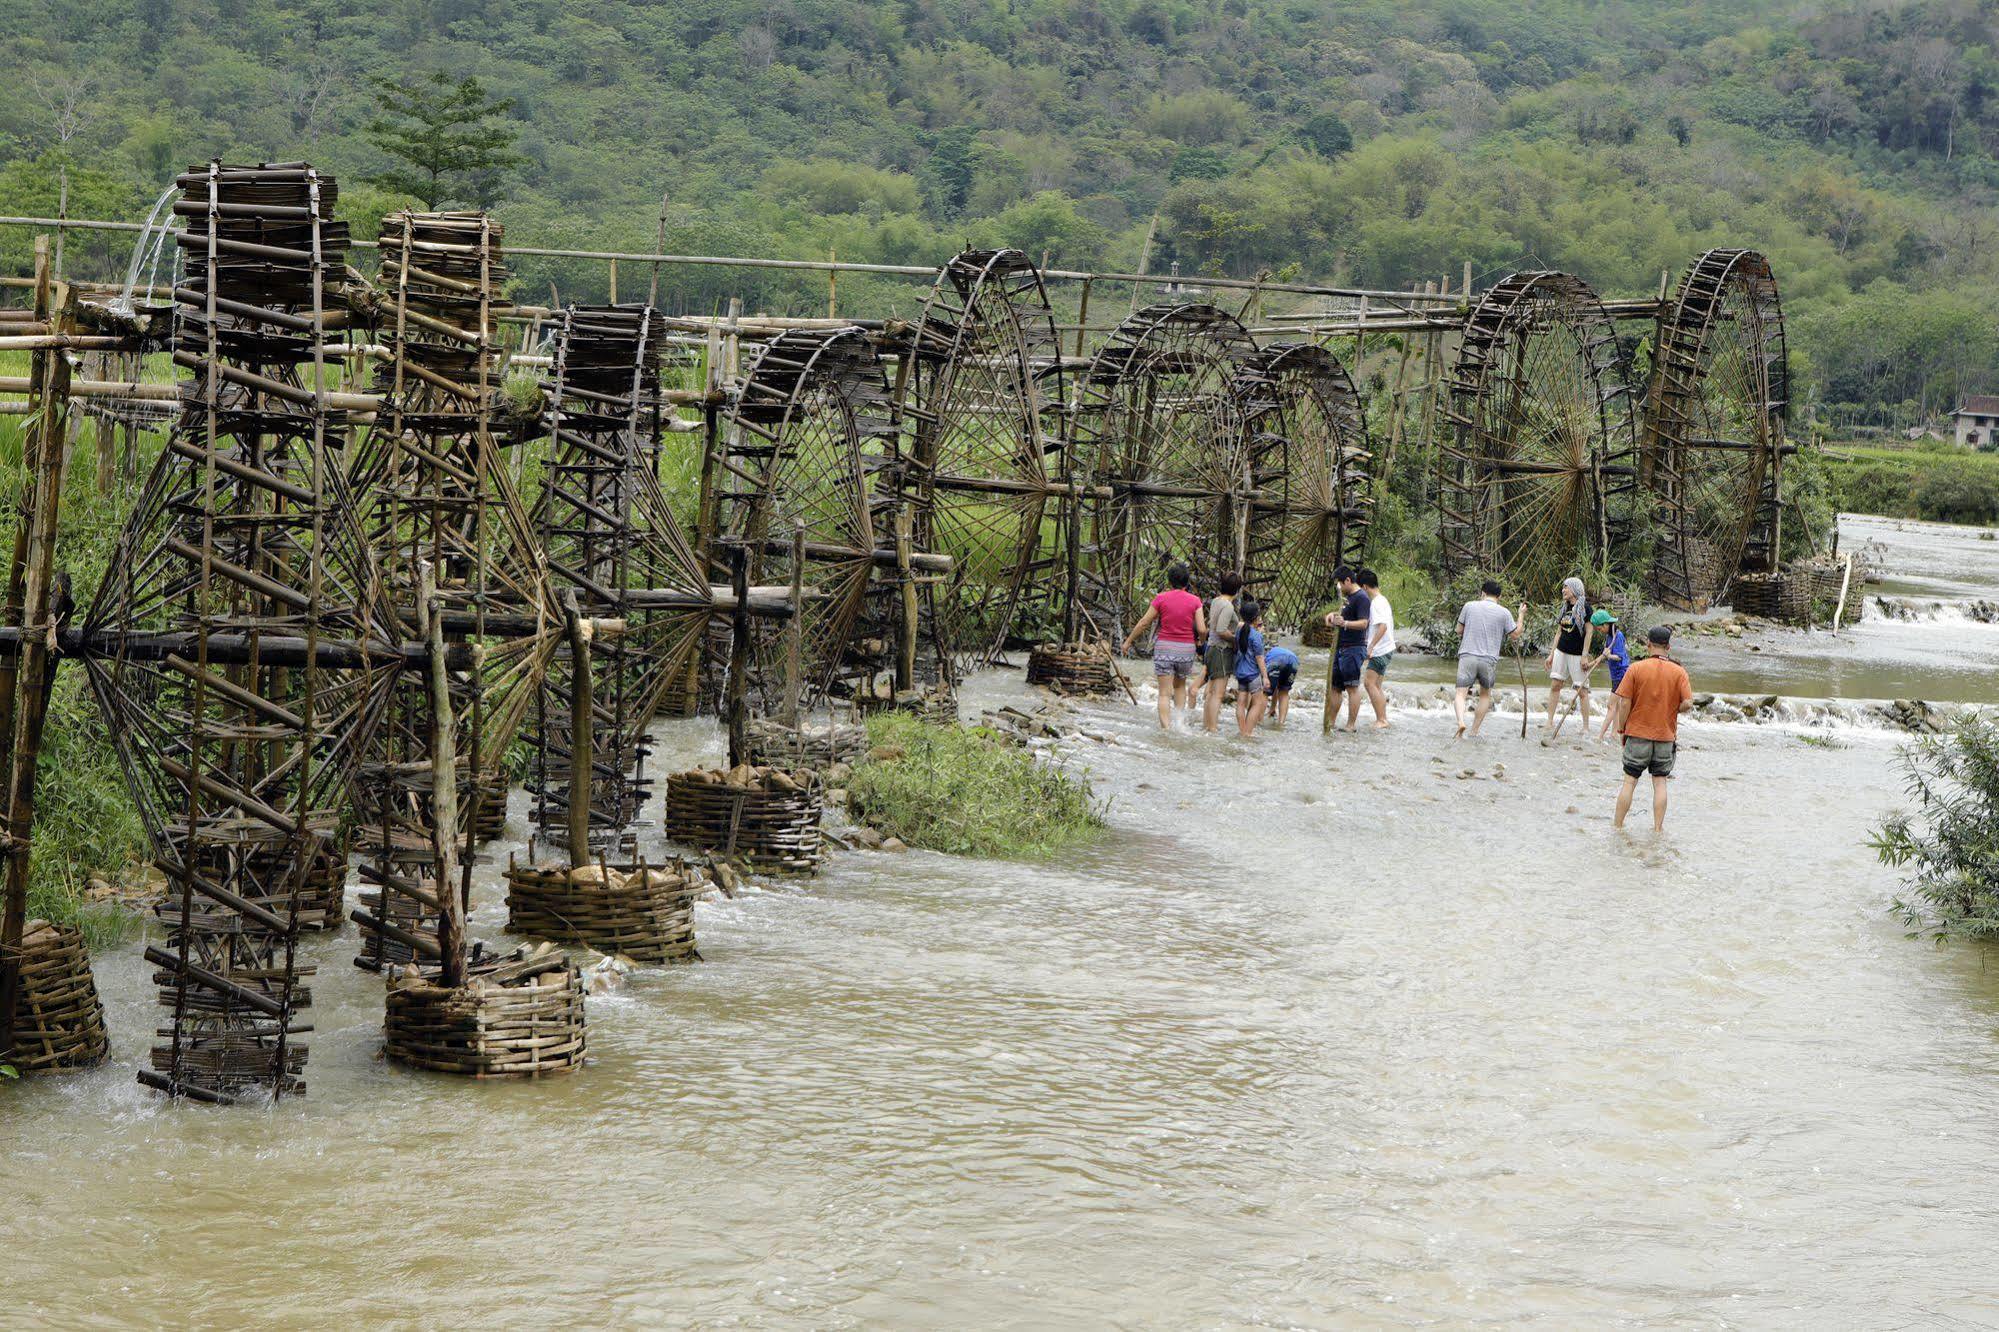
[1610,624,1694,831]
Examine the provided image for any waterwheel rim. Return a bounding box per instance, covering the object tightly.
[1645,248,1788,611]
[899,249,1067,666]
[1228,342,1371,626]
[1440,271,1634,597]
[725,327,892,709]
[1073,302,1259,632]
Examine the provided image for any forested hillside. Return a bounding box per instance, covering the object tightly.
[3,0,1998,430]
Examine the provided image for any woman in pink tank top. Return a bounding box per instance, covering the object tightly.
[1120,562,1207,730]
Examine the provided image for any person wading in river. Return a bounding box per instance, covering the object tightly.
[1453,580,1524,739]
[1199,571,1242,734]
[1359,567,1396,729]
[1545,575,1596,735]
[1322,567,1372,733]
[1610,624,1695,831]
[1231,597,1272,737]
[1587,608,1630,743]
[1122,561,1207,731]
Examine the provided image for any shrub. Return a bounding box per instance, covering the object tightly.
[847,713,1104,859]
[1874,717,1999,942]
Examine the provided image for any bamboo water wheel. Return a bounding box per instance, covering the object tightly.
[1073,303,1258,634]
[720,327,902,710]
[1437,271,1636,596]
[1643,248,1789,611]
[347,211,560,970]
[82,162,403,1102]
[529,304,706,852]
[1227,343,1371,626]
[896,249,1068,665]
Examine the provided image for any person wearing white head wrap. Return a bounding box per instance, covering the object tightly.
[1544,576,1597,733]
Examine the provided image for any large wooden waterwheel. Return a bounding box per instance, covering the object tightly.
[896,249,1067,665]
[1072,303,1258,632]
[1227,343,1371,626]
[1438,271,1635,596]
[721,327,898,708]
[1643,248,1789,611]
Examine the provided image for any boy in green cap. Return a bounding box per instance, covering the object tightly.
[1586,608,1629,742]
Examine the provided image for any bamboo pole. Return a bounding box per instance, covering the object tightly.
[0,259,75,1061]
[782,521,804,726]
[725,546,751,769]
[421,562,467,988]
[0,240,54,775]
[895,505,916,692]
[565,593,594,866]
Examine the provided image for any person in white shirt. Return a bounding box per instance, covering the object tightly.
[1358,568,1397,729]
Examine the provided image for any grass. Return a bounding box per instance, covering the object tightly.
[846,712,1105,858]
[1822,443,1999,528]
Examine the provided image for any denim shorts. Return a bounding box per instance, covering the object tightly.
[1621,737,1677,778]
[1334,645,1367,688]
[1267,662,1297,692]
[1456,654,1498,690]
[1366,651,1394,676]
[1153,643,1198,679]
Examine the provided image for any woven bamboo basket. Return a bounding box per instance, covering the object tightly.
[469,772,510,845]
[7,920,109,1073]
[1025,643,1117,695]
[383,944,586,1079]
[666,766,823,873]
[1730,570,1808,621]
[745,719,868,772]
[1300,618,1336,649]
[504,859,704,964]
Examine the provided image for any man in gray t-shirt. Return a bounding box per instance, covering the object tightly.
[1453,580,1524,738]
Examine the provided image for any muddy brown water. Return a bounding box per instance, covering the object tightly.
[8,517,1999,1326]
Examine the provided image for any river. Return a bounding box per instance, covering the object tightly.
[7,516,1999,1327]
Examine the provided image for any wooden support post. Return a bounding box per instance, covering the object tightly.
[565,592,594,867]
[1063,474,1083,644]
[1074,276,1094,360]
[608,257,618,304]
[782,521,805,726]
[827,248,837,319]
[726,546,751,770]
[894,505,916,692]
[420,562,466,989]
[648,189,670,309]
[0,259,74,1060]
[0,240,54,767]
[1130,216,1157,315]
[1830,553,1855,636]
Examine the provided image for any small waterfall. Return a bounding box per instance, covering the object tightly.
[109,182,182,316]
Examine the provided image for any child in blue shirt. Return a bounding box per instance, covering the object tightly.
[1231,598,1270,737]
[1588,609,1628,742]
[1263,644,1300,727]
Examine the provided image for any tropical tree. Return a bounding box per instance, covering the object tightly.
[365,72,525,211]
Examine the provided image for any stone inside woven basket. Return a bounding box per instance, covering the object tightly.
[504,860,704,964]
[8,920,110,1074]
[665,765,824,874]
[383,944,586,1080]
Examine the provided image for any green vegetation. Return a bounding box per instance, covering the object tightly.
[1875,717,1999,943]
[1824,445,1999,528]
[847,713,1104,858]
[2,0,1999,435]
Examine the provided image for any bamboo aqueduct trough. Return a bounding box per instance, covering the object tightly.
[0,166,1796,1098]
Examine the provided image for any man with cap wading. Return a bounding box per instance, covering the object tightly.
[1609,624,1695,831]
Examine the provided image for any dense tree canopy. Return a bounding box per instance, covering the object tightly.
[3,0,1998,428]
